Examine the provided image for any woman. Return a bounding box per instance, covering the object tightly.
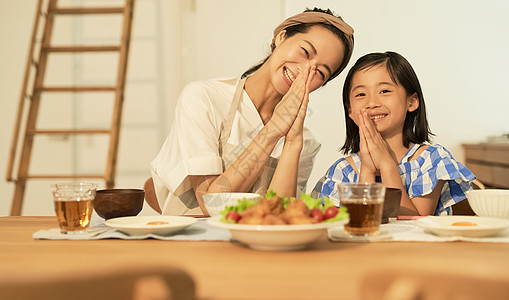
[150,8,354,215]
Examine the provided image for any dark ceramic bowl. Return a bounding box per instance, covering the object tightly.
[94,189,144,220]
[382,188,402,223]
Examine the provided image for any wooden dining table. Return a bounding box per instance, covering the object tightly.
[1,216,509,300]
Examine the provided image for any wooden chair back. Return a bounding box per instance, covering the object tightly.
[0,265,195,300]
[361,268,509,300]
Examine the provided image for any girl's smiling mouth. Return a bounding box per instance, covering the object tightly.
[369,113,387,122]
[283,66,296,85]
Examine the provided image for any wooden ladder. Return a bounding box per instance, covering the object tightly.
[6,0,135,215]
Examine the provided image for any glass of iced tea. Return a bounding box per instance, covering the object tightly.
[51,182,97,234]
[338,182,386,236]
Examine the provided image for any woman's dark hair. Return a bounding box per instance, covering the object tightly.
[340,51,433,154]
[241,8,352,85]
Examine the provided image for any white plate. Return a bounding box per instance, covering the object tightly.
[105,216,197,236]
[416,216,509,237]
[208,216,344,251]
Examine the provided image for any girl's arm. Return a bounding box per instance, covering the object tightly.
[403,181,444,216]
[374,151,445,215]
[378,164,435,215]
[190,65,312,214]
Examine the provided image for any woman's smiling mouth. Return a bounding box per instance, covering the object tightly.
[283,67,296,84]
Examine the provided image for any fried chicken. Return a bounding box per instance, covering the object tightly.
[281,199,316,224]
[238,196,315,225]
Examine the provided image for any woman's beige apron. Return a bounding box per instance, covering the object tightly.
[167,77,278,215]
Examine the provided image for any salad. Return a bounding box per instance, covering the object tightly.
[220,190,348,225]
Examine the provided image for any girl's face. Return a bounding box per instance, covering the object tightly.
[269,25,345,95]
[348,65,418,138]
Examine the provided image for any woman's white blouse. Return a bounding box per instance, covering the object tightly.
[151,77,321,214]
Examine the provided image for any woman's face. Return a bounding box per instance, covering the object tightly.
[270,25,345,95]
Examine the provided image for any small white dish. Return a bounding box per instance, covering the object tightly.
[328,226,393,242]
[105,216,197,236]
[416,216,509,238]
[207,216,343,251]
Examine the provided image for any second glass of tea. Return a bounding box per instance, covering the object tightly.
[338,182,386,236]
[52,182,97,234]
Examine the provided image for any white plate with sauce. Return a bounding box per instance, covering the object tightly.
[416,216,509,238]
[105,216,197,236]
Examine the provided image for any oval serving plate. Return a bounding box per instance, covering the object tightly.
[416,216,509,238]
[105,215,197,236]
[208,215,344,251]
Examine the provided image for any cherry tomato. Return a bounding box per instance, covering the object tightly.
[225,211,241,223]
[324,206,339,220]
[310,208,325,223]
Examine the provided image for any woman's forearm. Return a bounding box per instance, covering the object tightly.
[207,125,281,193]
[268,141,302,197]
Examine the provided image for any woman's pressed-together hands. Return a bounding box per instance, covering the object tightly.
[267,64,316,148]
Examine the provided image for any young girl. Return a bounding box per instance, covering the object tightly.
[313,51,475,216]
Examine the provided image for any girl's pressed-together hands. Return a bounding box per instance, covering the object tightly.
[358,109,397,181]
[358,110,377,175]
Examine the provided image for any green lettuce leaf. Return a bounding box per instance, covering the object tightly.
[300,193,325,212]
[265,189,277,199]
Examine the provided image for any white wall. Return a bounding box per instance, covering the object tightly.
[1,1,37,215]
[0,0,283,216]
[0,0,182,216]
[2,0,508,215]
[285,0,509,190]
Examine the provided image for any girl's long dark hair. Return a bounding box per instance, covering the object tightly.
[341,51,433,154]
[241,8,352,85]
